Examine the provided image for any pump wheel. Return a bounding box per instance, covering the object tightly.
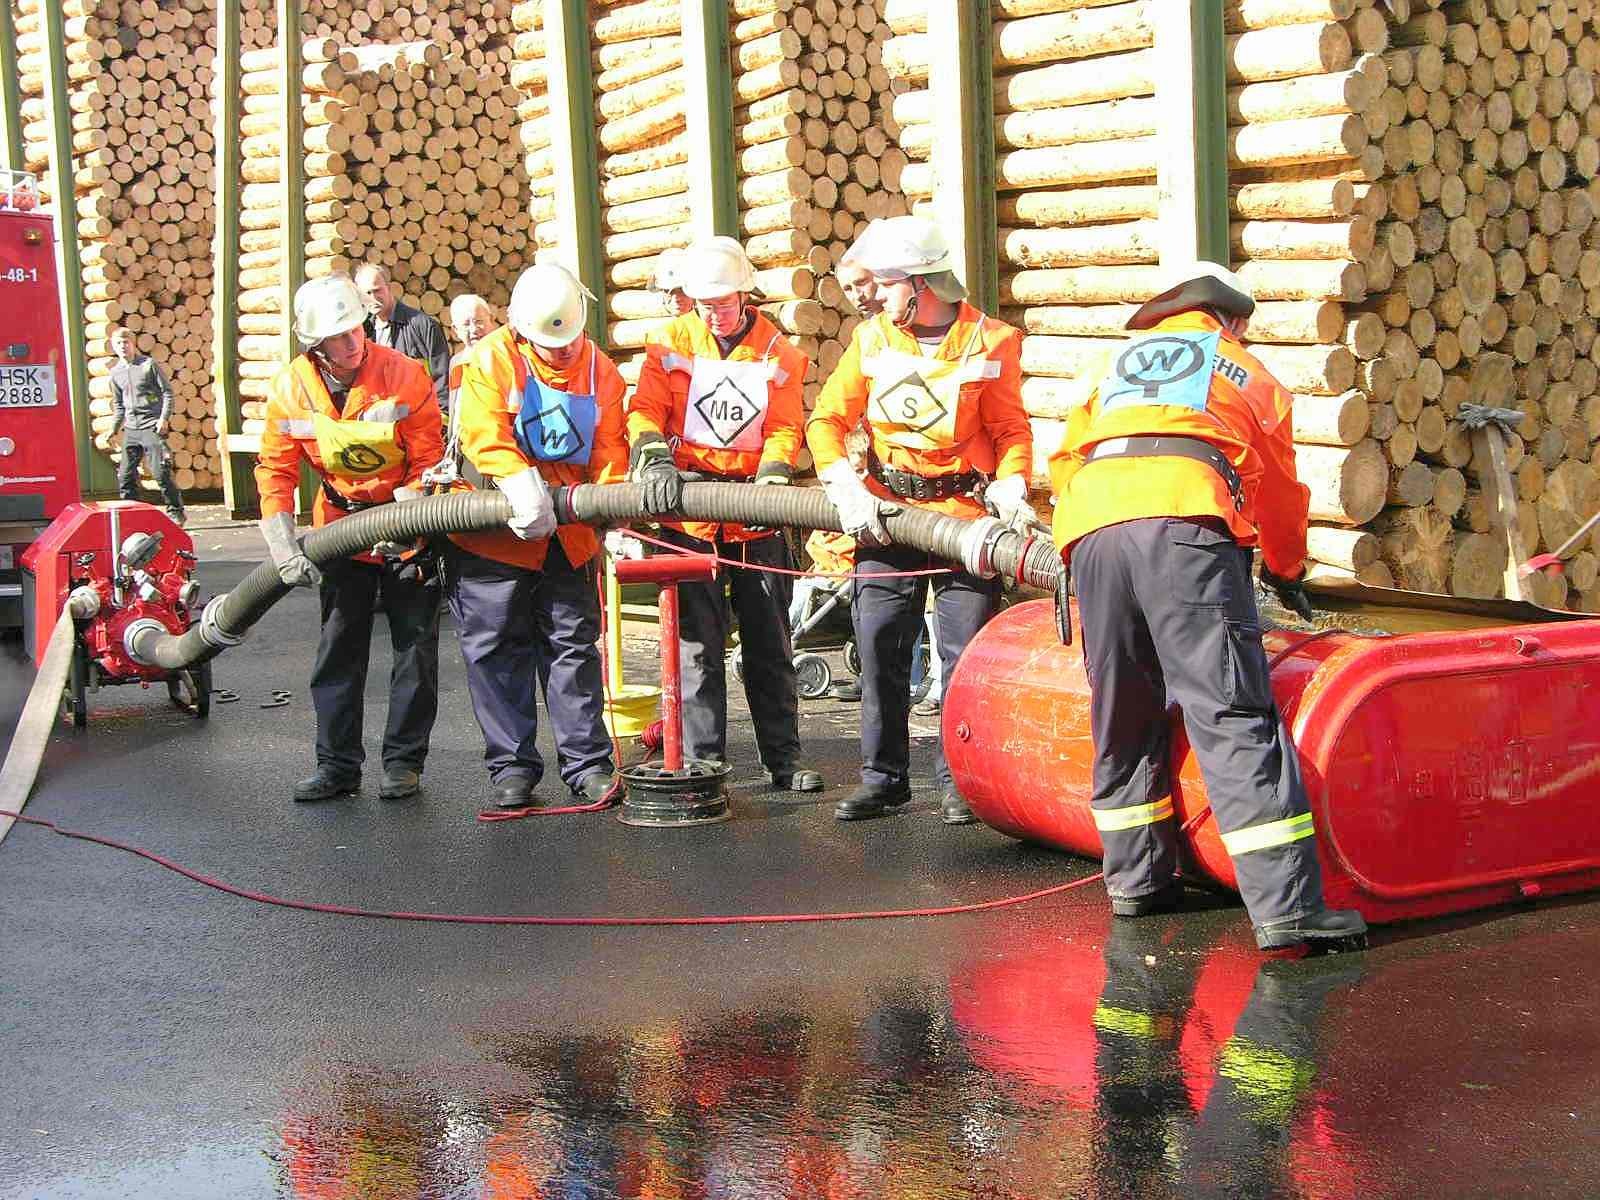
[730,648,744,684]
[167,659,212,719]
[64,639,89,729]
[844,639,860,677]
[795,652,832,699]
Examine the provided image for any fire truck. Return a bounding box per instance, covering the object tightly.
[0,168,80,631]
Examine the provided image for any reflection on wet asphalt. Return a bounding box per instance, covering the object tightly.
[3,523,1599,1198]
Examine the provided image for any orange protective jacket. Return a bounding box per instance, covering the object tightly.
[450,326,628,571]
[626,309,809,542]
[1048,310,1310,577]
[806,303,1033,520]
[254,345,442,527]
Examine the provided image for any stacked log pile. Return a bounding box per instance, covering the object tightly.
[13,0,223,493]
[233,37,532,441]
[1227,0,1600,609]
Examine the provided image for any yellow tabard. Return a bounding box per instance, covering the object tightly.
[311,411,404,479]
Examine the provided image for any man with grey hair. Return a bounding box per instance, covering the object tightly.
[354,263,451,411]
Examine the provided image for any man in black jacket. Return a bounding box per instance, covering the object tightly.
[354,263,451,412]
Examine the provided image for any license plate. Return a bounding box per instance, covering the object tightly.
[0,365,56,408]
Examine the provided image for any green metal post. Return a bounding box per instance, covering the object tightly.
[0,1,24,172]
[545,0,605,345]
[277,1,315,514]
[682,0,738,240]
[42,0,112,494]
[928,0,998,314]
[1192,0,1229,265]
[1155,0,1229,267]
[213,0,257,517]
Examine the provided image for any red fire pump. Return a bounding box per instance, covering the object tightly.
[20,499,210,726]
[0,169,81,631]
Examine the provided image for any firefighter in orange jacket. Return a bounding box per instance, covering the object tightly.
[1048,261,1366,952]
[808,216,1035,825]
[626,236,822,793]
[255,274,445,804]
[445,264,628,809]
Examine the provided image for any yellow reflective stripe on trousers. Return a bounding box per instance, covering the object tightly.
[1092,1004,1160,1039]
[1092,797,1175,832]
[1217,1037,1315,1123]
[1219,811,1316,856]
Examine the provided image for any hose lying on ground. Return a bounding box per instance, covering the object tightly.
[131,483,1065,670]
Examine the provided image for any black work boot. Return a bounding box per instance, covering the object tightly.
[834,781,912,821]
[573,773,617,804]
[491,776,539,810]
[379,766,421,800]
[770,767,824,793]
[1110,881,1185,918]
[293,768,359,803]
[1253,907,1368,951]
[939,787,977,825]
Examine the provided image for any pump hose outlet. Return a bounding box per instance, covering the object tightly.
[124,483,1065,671]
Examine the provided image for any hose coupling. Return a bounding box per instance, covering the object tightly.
[122,617,169,667]
[959,517,1007,580]
[66,585,101,620]
[198,595,244,649]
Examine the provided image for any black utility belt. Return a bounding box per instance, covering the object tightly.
[867,453,985,502]
[1084,436,1245,512]
[321,479,381,513]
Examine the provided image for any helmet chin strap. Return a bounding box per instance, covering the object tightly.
[892,278,924,329]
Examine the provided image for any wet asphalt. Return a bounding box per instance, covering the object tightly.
[3,516,1600,1199]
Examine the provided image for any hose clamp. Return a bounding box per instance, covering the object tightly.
[959,517,1007,580]
[122,617,168,667]
[199,595,244,649]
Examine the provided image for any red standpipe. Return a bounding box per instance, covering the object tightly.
[943,598,1600,926]
[615,552,718,775]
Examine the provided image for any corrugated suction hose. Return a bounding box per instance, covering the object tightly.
[129,483,1065,670]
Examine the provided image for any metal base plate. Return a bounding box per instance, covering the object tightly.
[618,759,733,827]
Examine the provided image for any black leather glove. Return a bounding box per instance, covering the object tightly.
[640,458,685,515]
[1260,563,1315,622]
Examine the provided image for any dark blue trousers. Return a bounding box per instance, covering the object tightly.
[311,555,440,779]
[444,539,613,791]
[853,543,1000,792]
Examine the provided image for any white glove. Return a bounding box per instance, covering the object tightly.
[259,512,322,589]
[498,467,557,541]
[373,486,423,557]
[604,529,644,561]
[821,459,898,548]
[985,474,1039,532]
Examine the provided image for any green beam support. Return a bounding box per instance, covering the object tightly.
[1155,0,1229,267]
[545,0,606,345]
[212,0,258,518]
[0,1,24,172]
[928,0,998,314]
[42,0,112,495]
[277,2,316,515]
[682,0,738,240]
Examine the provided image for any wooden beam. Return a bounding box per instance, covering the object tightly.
[41,0,111,495]
[212,0,258,517]
[1155,0,1229,267]
[544,0,606,345]
[277,2,304,362]
[0,0,23,173]
[682,0,737,240]
[927,0,998,313]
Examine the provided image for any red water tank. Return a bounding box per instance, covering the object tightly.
[943,599,1600,925]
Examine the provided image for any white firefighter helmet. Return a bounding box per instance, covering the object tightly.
[508,263,595,348]
[679,236,759,300]
[1128,260,1256,330]
[847,215,955,278]
[292,275,367,347]
[652,248,691,292]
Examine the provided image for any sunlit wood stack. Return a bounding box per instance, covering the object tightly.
[233,37,533,441]
[303,0,518,72]
[13,0,223,493]
[1227,0,1600,609]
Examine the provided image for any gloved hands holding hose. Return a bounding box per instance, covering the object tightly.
[1260,561,1316,622]
[373,485,422,558]
[259,512,322,589]
[630,435,684,515]
[820,459,899,548]
[498,467,557,541]
[984,473,1042,534]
